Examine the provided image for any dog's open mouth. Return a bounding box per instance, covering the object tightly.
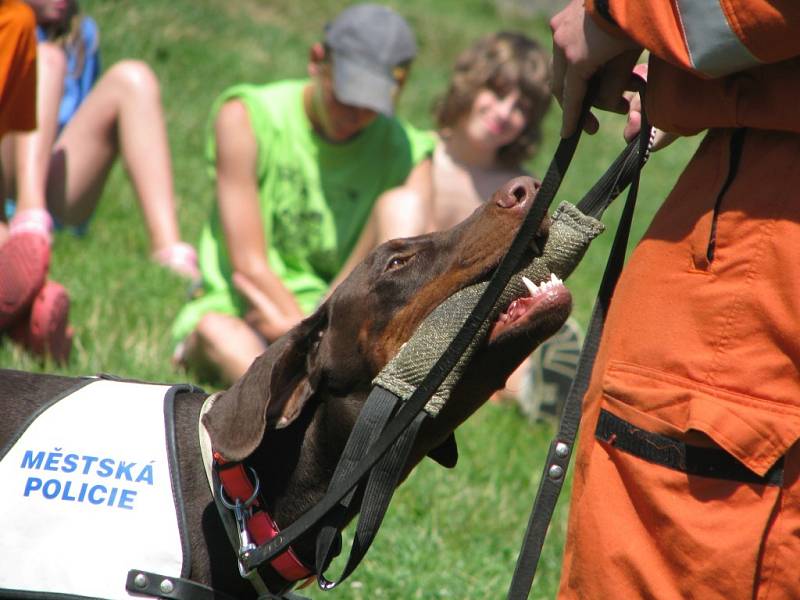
[487,274,571,343]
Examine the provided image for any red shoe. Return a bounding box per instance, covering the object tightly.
[10,280,73,365]
[0,233,50,330]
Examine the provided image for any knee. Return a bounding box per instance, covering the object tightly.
[105,59,162,100]
[195,312,229,348]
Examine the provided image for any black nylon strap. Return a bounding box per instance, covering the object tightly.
[577,136,643,219]
[241,101,590,574]
[595,409,785,487]
[317,412,428,589]
[313,388,400,578]
[506,119,651,600]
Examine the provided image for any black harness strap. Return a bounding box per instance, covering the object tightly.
[506,117,652,600]
[312,387,401,582]
[316,412,428,589]
[126,569,237,600]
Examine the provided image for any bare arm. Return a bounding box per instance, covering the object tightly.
[214,99,304,341]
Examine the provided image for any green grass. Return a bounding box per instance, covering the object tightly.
[2,1,701,597]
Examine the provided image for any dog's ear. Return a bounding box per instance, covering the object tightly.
[203,308,327,461]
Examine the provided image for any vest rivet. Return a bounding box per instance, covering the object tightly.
[160,579,174,594]
[548,464,564,480]
[133,573,148,588]
[555,442,570,458]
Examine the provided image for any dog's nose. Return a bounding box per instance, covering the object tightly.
[495,176,539,209]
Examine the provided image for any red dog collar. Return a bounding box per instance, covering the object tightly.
[213,452,312,584]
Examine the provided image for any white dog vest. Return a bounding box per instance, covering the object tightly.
[0,378,192,599]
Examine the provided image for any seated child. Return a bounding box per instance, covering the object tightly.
[172,3,434,384]
[0,0,199,362]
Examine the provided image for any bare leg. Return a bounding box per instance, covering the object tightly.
[14,43,65,214]
[184,312,267,385]
[48,59,183,254]
[0,42,65,241]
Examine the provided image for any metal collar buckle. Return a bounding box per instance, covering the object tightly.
[219,465,261,575]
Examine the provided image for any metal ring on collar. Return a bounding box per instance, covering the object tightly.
[218,466,261,508]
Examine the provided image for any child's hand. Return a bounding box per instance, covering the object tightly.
[233,272,299,342]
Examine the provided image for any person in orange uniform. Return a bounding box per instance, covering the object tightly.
[549,1,800,598]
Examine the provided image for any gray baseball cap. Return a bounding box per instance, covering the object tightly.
[324,3,416,116]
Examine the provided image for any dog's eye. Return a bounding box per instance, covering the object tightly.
[386,254,410,271]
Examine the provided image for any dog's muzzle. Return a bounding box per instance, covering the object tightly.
[374,201,604,415]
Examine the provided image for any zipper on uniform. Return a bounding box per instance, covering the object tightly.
[707,128,746,263]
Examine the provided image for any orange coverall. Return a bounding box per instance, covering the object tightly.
[558,2,800,599]
[0,0,36,138]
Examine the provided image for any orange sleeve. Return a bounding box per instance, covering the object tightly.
[0,0,37,138]
[587,0,800,77]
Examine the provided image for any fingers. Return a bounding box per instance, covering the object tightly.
[651,130,679,152]
[232,271,283,324]
[559,68,590,137]
[623,108,642,143]
[551,44,566,111]
[593,50,641,114]
[619,63,679,151]
[623,102,679,152]
[629,62,649,92]
[550,0,642,138]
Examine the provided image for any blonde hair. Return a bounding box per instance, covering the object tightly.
[38,0,92,77]
[434,31,552,167]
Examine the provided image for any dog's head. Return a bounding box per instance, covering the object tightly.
[205,176,572,462]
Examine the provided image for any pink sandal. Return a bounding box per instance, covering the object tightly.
[0,233,50,330]
[153,242,200,281]
[10,280,73,365]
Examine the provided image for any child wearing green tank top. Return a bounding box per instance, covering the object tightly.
[172,4,434,384]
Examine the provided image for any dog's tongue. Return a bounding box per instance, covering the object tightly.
[374,202,604,416]
[489,274,569,341]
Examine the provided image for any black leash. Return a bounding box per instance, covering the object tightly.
[506,116,652,600]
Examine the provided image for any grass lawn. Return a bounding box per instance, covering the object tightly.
[2,1,701,597]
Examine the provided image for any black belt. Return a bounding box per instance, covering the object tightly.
[595,408,784,487]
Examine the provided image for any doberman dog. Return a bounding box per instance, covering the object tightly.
[0,176,572,598]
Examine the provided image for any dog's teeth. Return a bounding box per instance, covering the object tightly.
[550,273,560,285]
[522,276,539,297]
